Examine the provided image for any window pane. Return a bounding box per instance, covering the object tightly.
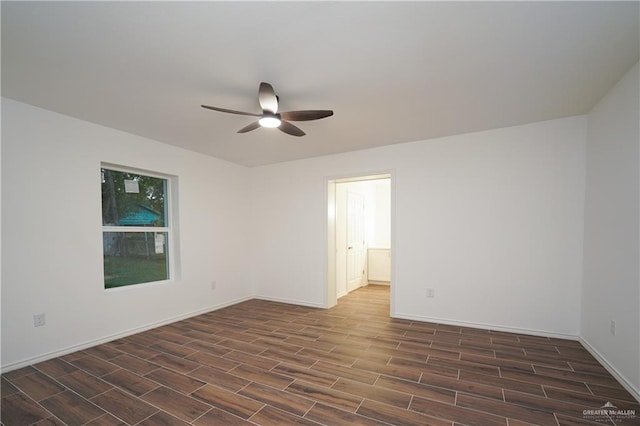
[103,232,169,288]
[101,169,166,227]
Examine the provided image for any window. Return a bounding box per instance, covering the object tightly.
[101,166,172,289]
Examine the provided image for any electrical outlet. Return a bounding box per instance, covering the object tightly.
[610,320,616,336]
[211,281,217,290]
[426,288,435,298]
[33,313,46,327]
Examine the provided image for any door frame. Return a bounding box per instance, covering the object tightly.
[325,170,395,317]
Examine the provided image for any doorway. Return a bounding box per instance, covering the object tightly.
[326,173,393,313]
[346,190,366,294]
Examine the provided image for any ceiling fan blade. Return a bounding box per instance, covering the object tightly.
[278,120,305,137]
[237,121,261,133]
[280,110,334,121]
[201,105,260,117]
[258,82,278,114]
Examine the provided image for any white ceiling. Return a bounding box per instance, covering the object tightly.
[2,2,638,167]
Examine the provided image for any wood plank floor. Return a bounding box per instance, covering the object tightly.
[2,285,638,425]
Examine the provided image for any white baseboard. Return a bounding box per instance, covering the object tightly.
[393,312,579,341]
[579,337,640,403]
[368,280,390,286]
[253,295,325,310]
[1,295,252,373]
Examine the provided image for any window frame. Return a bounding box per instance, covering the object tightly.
[100,163,176,291]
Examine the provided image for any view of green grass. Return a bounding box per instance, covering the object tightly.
[103,256,167,288]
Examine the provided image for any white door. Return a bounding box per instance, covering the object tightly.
[347,191,365,292]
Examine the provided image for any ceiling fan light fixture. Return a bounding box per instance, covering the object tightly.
[201,82,333,136]
[258,115,281,128]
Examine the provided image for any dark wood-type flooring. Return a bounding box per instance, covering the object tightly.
[2,285,639,425]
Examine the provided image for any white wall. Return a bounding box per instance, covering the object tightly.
[371,179,391,248]
[1,99,252,370]
[581,62,639,397]
[251,116,586,336]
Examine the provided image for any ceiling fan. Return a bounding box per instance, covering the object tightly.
[201,82,333,137]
